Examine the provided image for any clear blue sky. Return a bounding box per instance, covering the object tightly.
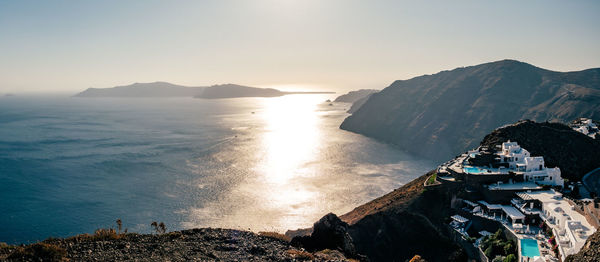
[1,0,599,93]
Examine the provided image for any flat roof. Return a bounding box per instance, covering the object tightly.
[478,200,502,209]
[501,205,525,220]
[451,215,469,223]
[518,190,597,248]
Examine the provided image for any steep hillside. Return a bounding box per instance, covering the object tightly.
[479,120,600,181]
[340,60,600,161]
[340,172,466,262]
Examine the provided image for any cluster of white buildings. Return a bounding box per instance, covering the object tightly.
[441,140,597,261]
[495,141,564,187]
[571,118,599,139]
[514,190,596,261]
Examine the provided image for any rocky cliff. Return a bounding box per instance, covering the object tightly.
[340,60,600,162]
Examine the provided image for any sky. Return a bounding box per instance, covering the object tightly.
[0,0,599,94]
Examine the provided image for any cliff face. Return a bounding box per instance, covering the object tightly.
[479,120,600,181]
[340,60,600,162]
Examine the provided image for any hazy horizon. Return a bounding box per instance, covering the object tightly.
[1,0,599,94]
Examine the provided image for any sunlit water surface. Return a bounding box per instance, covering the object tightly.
[0,95,434,244]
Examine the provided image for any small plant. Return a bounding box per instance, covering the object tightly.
[116,219,122,234]
[93,228,119,241]
[151,221,167,234]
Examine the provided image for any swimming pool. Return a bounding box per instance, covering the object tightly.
[521,238,540,258]
[464,167,486,174]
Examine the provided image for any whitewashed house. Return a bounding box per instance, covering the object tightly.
[496,141,564,187]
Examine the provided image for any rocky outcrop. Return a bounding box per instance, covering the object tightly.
[291,213,358,258]
[479,120,600,181]
[340,59,600,162]
[0,228,352,261]
[565,229,600,261]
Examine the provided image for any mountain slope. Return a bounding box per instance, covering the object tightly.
[340,60,600,161]
[75,82,205,97]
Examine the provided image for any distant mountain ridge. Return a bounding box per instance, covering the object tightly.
[75,82,334,98]
[340,59,600,161]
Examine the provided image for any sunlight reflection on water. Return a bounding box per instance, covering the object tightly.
[182,95,434,232]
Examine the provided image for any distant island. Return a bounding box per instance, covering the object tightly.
[333,89,379,113]
[341,59,600,162]
[75,82,333,98]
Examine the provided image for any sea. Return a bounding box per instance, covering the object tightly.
[0,94,434,244]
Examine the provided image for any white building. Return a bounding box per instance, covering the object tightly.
[571,118,599,139]
[517,191,596,261]
[496,141,564,187]
[497,141,530,168]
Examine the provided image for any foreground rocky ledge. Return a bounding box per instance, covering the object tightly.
[0,228,353,262]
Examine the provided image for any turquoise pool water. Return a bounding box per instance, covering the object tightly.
[464,167,486,174]
[521,238,540,258]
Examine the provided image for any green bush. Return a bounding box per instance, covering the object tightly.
[504,254,517,262]
[480,229,517,259]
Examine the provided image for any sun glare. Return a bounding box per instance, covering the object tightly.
[254,95,324,229]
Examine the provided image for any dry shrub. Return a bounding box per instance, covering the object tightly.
[258,231,291,242]
[92,228,119,241]
[66,228,121,242]
[7,243,67,261]
[286,249,315,260]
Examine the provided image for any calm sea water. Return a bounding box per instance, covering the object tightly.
[0,95,434,244]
